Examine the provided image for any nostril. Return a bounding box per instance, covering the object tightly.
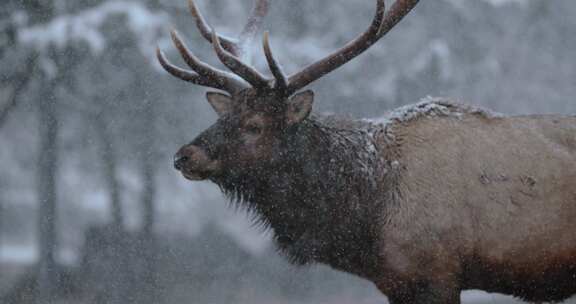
[174,155,190,170]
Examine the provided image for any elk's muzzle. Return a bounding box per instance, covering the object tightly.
[174,145,219,181]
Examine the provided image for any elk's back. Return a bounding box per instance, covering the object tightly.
[379,112,576,302]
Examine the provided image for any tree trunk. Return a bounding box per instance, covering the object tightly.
[91,116,127,304]
[36,75,59,304]
[138,98,159,303]
[123,93,159,304]
[96,116,124,228]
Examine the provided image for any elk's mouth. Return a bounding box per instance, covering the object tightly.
[181,169,211,181]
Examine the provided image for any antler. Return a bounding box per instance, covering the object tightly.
[157,0,420,97]
[157,0,272,94]
[285,0,420,95]
[157,30,246,93]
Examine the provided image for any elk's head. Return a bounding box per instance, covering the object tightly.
[158,0,419,181]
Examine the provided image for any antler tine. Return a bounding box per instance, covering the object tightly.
[211,31,270,90]
[262,31,288,91]
[188,0,241,56]
[188,0,270,63]
[377,0,420,38]
[286,0,419,95]
[169,29,247,92]
[156,47,227,90]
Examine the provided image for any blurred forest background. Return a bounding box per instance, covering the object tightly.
[0,0,575,303]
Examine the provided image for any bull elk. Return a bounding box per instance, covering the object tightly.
[157,0,576,303]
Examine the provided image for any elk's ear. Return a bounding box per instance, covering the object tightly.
[206,92,233,117]
[286,90,314,125]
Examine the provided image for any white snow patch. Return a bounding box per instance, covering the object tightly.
[18,1,169,55]
[0,245,77,265]
[0,245,36,264]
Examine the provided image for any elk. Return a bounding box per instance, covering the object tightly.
[157,0,576,303]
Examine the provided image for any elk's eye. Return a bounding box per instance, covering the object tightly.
[245,124,263,135]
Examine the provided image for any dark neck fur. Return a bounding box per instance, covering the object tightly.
[213,114,388,278]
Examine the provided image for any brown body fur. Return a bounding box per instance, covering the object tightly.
[374,109,576,303]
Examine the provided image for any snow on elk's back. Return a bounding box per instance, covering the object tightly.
[364,97,502,129]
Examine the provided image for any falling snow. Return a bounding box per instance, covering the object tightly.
[1,0,575,303]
